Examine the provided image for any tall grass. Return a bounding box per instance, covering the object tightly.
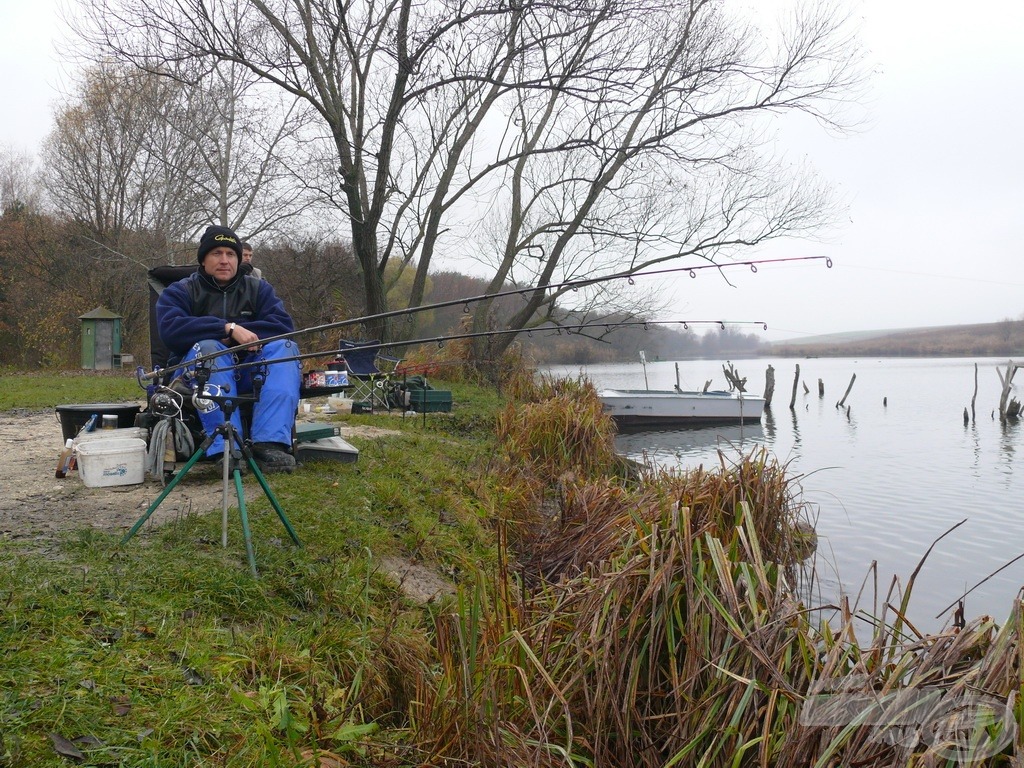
[412,379,1022,767]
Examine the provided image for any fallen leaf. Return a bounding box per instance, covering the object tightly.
[48,732,84,762]
[110,695,131,716]
[299,748,349,767]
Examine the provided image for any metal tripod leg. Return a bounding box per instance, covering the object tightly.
[121,417,301,576]
[121,435,214,544]
[238,442,302,547]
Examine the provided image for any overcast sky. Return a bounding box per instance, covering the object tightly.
[2,0,1022,342]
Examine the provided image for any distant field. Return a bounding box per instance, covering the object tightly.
[772,319,1024,357]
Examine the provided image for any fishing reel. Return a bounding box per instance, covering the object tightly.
[149,377,195,417]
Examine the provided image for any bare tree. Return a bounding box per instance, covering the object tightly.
[76,0,864,363]
[42,63,208,258]
[180,62,320,240]
[0,146,43,215]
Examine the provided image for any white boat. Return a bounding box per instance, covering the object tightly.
[598,354,764,428]
[599,387,765,427]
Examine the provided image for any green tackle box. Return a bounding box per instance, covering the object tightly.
[408,390,453,413]
[295,422,341,443]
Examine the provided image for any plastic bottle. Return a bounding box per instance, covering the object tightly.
[55,439,75,479]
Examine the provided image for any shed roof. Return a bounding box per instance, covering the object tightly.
[78,307,123,320]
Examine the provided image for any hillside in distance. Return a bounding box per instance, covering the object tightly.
[772,320,1024,358]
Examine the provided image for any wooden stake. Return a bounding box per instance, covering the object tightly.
[818,378,824,397]
[837,373,856,408]
[789,364,800,410]
[763,365,775,408]
[971,363,978,423]
[997,359,1019,420]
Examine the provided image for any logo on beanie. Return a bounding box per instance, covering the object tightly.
[214,234,238,244]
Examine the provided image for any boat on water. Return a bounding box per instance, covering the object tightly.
[599,387,765,428]
[598,354,765,428]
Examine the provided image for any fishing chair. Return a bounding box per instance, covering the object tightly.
[337,339,403,412]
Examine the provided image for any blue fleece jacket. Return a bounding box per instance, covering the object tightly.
[156,270,295,357]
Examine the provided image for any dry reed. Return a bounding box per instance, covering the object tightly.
[410,380,1022,767]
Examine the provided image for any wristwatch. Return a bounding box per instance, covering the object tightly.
[227,322,236,336]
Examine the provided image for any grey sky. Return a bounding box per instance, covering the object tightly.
[2,0,1021,342]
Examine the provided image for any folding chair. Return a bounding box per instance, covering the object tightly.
[148,265,200,377]
[337,339,402,411]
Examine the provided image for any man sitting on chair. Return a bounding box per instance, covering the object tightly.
[156,225,300,473]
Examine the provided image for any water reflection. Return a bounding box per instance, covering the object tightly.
[999,419,1019,465]
[789,407,801,448]
[763,407,777,441]
[615,422,765,466]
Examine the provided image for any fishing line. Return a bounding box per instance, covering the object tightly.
[140,254,827,382]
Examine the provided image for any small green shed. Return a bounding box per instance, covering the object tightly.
[79,307,124,370]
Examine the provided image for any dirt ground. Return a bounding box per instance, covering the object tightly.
[0,409,456,600]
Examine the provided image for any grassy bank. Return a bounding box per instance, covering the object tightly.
[1,370,1021,766]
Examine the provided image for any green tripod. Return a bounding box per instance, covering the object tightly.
[121,392,301,577]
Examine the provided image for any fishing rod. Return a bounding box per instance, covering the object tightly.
[148,319,768,385]
[139,254,829,383]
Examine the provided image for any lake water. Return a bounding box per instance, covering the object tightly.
[546,357,1024,634]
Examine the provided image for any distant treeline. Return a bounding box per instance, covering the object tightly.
[773,320,1024,358]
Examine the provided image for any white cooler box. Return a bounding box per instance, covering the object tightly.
[74,427,149,447]
[76,438,147,488]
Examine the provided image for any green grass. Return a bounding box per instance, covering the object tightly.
[0,370,499,766]
[0,368,143,410]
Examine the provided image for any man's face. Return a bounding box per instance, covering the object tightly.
[242,248,253,263]
[202,246,239,285]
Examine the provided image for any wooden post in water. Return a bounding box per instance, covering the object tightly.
[789,364,800,410]
[722,362,747,392]
[997,360,1019,420]
[818,378,824,397]
[764,365,775,408]
[837,373,856,409]
[971,363,978,423]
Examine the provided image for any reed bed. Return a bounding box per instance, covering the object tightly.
[410,380,1022,767]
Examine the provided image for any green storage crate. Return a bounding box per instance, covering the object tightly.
[409,389,453,413]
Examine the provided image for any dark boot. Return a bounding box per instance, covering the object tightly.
[251,442,296,474]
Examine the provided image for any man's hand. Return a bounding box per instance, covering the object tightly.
[226,322,261,348]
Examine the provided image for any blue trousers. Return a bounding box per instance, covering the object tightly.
[182,339,301,457]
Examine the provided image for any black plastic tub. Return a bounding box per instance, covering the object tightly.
[55,403,142,442]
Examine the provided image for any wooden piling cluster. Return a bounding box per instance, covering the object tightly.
[757,358,1022,426]
[996,360,1021,420]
